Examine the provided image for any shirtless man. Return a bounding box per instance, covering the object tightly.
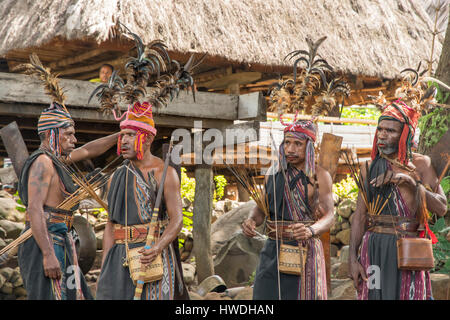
[349,101,447,300]
[18,102,119,299]
[242,120,334,300]
[96,101,187,300]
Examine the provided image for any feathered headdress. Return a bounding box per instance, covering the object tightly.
[15,53,68,111]
[15,54,74,156]
[269,36,349,118]
[370,62,450,165]
[89,24,204,159]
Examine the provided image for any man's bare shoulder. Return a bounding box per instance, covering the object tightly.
[411,153,431,167]
[30,153,55,171]
[315,165,332,184]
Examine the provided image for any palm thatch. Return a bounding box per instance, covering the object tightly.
[0,0,444,78]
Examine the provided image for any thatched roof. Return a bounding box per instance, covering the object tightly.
[0,0,443,78]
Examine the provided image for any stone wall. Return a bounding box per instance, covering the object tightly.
[0,190,26,299]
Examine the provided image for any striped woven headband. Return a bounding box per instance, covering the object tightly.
[38,107,73,134]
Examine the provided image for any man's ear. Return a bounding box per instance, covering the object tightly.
[146,134,155,146]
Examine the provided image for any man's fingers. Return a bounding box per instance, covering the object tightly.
[352,276,359,289]
[359,264,368,281]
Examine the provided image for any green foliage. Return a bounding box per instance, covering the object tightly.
[430,217,450,274]
[12,191,26,212]
[180,167,195,203]
[418,107,450,151]
[333,174,359,201]
[428,81,450,104]
[213,175,227,202]
[247,270,256,286]
[178,168,227,248]
[441,176,450,207]
[340,107,381,125]
[179,209,193,248]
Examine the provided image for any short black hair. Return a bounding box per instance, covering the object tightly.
[100,64,114,72]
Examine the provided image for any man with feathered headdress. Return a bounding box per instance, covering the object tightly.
[96,100,188,300]
[242,37,338,300]
[95,26,189,300]
[349,71,447,300]
[17,55,120,300]
[242,117,334,300]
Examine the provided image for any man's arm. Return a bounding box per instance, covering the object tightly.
[27,155,62,279]
[101,221,115,268]
[349,162,369,289]
[310,167,334,235]
[417,155,447,217]
[140,166,183,264]
[67,132,119,163]
[100,176,115,268]
[242,206,266,238]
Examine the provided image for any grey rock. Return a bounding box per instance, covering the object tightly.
[335,262,350,279]
[341,222,350,230]
[0,274,5,288]
[0,220,24,239]
[339,245,350,263]
[12,277,23,288]
[336,229,351,245]
[0,282,13,295]
[349,213,355,225]
[13,287,27,297]
[330,279,357,300]
[0,267,14,281]
[336,199,356,219]
[330,244,339,257]
[0,227,6,239]
[211,201,265,287]
[182,263,196,285]
[95,231,103,250]
[330,234,340,244]
[233,287,253,300]
[182,198,192,209]
[332,193,340,205]
[189,291,203,300]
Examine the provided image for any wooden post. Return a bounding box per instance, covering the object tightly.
[237,182,250,202]
[318,133,343,295]
[193,164,215,283]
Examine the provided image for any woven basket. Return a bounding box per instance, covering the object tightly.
[128,247,164,285]
[279,243,308,276]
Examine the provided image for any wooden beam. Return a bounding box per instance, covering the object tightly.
[193,165,215,283]
[201,72,262,89]
[0,103,234,129]
[318,133,343,295]
[266,112,378,125]
[57,57,126,76]
[0,72,244,122]
[48,49,110,70]
[238,91,266,121]
[194,67,232,83]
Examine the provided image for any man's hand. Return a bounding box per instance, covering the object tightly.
[370,170,415,188]
[139,244,162,265]
[349,260,367,291]
[291,223,313,241]
[43,252,62,279]
[242,218,257,238]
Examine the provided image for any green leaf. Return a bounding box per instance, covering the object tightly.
[431,217,447,233]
